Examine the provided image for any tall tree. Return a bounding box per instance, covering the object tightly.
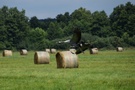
[0,6,30,49]
[56,12,70,24]
[110,2,135,37]
[91,11,111,37]
[28,27,48,50]
[70,7,92,33]
[47,22,63,40]
[0,6,9,49]
[29,16,39,28]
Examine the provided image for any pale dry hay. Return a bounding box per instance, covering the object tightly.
[90,48,98,54]
[69,49,76,54]
[45,49,50,53]
[34,51,50,64]
[3,50,12,57]
[56,51,78,68]
[116,47,123,52]
[20,49,28,55]
[51,48,57,54]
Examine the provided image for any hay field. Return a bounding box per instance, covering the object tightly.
[0,49,135,90]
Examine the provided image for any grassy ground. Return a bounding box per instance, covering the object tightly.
[0,49,135,90]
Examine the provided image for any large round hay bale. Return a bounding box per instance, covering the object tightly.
[51,48,56,54]
[56,51,79,68]
[45,49,50,53]
[116,47,123,52]
[3,50,12,57]
[90,48,98,54]
[20,49,28,55]
[34,51,50,64]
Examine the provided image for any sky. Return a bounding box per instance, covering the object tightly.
[0,0,135,19]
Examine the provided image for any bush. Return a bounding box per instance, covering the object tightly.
[0,42,6,50]
[128,35,135,46]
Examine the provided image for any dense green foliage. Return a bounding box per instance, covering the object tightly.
[0,2,135,50]
[0,50,135,90]
[0,6,30,50]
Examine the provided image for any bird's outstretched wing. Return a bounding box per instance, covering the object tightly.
[75,43,90,54]
[70,28,81,46]
[58,39,70,44]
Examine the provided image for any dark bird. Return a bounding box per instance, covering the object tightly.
[70,28,81,47]
[57,28,81,45]
[69,28,92,54]
[75,42,90,54]
[58,28,91,54]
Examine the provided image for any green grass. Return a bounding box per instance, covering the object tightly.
[0,49,135,90]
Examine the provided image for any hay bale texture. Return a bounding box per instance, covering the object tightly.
[56,51,79,68]
[3,50,12,57]
[34,51,50,64]
[20,49,28,55]
[51,48,57,54]
[69,49,76,54]
[116,47,123,52]
[45,49,50,53]
[90,48,98,54]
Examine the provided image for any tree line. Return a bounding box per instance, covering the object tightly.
[0,2,135,51]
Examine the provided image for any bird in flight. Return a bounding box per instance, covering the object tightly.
[58,28,91,54]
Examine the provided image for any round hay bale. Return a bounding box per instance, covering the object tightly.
[116,47,123,52]
[34,51,50,64]
[56,51,79,68]
[20,49,28,55]
[90,48,98,54]
[3,50,12,57]
[69,49,76,54]
[45,49,50,53]
[51,48,56,54]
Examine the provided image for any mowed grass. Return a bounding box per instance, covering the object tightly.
[0,49,135,90]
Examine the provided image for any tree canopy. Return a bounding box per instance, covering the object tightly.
[0,6,29,50]
[0,2,135,50]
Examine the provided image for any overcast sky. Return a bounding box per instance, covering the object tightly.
[0,0,135,19]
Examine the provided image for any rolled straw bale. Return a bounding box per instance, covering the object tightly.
[45,49,50,53]
[20,49,28,55]
[56,51,78,68]
[51,48,56,54]
[116,47,123,52]
[90,48,98,54]
[2,50,12,57]
[69,49,76,54]
[34,51,50,64]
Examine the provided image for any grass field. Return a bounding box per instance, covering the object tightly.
[0,49,135,90]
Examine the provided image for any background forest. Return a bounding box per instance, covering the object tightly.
[0,2,135,51]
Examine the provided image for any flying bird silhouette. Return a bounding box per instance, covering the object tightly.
[69,28,92,54]
[57,28,81,45]
[70,28,81,47]
[58,28,91,54]
[75,42,91,54]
